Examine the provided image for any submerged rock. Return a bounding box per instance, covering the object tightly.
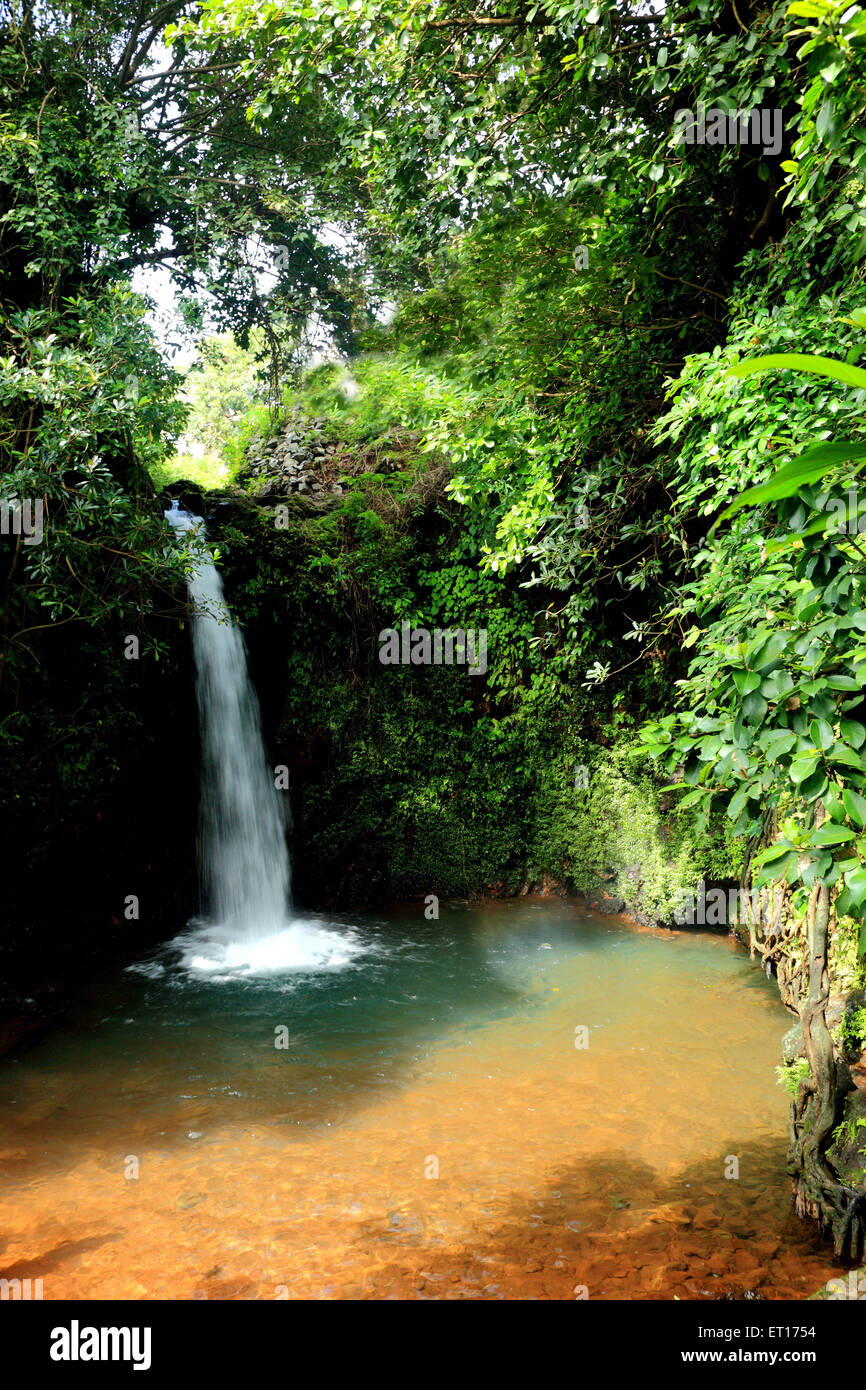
[585,891,625,914]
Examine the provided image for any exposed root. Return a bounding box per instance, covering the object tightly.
[741,842,865,1260]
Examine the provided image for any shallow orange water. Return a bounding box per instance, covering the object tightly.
[0,902,842,1300]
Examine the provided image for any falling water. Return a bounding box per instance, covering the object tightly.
[165,504,360,974]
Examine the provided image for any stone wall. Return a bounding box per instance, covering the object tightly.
[244,412,344,499]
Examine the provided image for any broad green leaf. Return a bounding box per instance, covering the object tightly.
[728,354,866,390]
[755,840,796,864]
[816,99,840,145]
[746,629,789,671]
[810,717,834,751]
[829,743,865,768]
[742,691,768,722]
[843,866,866,909]
[790,753,820,782]
[733,668,762,695]
[835,887,855,917]
[800,769,829,800]
[787,1,832,15]
[676,787,709,808]
[810,823,856,845]
[720,442,866,519]
[762,733,798,762]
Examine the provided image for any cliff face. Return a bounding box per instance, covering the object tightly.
[0,617,199,1028]
[188,411,737,922]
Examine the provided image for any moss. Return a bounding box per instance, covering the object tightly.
[829,914,866,995]
[526,743,740,920]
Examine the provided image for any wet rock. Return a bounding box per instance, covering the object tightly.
[205,494,258,527]
[164,480,204,514]
[387,1210,424,1235]
[782,1023,805,1063]
[253,479,283,500]
[586,891,625,914]
[753,1238,781,1260]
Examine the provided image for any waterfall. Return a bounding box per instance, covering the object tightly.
[166,503,360,974]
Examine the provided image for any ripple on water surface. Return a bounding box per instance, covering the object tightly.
[0,901,841,1300]
[172,917,367,977]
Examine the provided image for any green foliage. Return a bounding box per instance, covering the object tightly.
[526,743,740,919]
[834,1106,866,1150]
[830,915,866,994]
[182,333,267,455]
[831,1114,866,1148]
[148,332,273,489]
[149,452,233,492]
[640,299,866,953]
[838,1005,866,1053]
[777,1058,812,1096]
[289,356,462,446]
[193,0,866,736]
[213,439,732,909]
[0,288,191,681]
[0,0,371,354]
[0,284,201,915]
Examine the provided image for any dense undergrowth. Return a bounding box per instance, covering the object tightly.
[2,0,866,1255]
[209,423,741,912]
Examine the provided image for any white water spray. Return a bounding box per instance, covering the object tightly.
[165,504,360,974]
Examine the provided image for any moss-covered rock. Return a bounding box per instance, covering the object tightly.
[203,426,740,917]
